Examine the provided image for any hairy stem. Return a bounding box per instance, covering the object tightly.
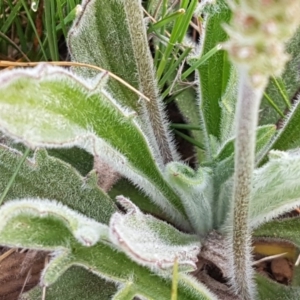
[123,0,178,164]
[230,70,266,299]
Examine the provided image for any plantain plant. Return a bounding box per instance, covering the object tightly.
[1,0,300,299]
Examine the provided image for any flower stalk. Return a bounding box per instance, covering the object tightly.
[229,70,265,299]
[123,0,178,164]
[224,0,300,298]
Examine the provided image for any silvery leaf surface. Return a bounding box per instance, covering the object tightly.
[256,274,300,300]
[68,0,139,110]
[0,145,115,223]
[109,196,201,273]
[21,267,117,300]
[0,64,190,230]
[250,150,300,228]
[68,0,178,164]
[0,199,215,300]
[166,162,214,236]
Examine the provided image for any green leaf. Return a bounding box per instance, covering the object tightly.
[250,150,300,228]
[0,65,190,230]
[214,126,276,228]
[256,274,300,300]
[48,147,93,176]
[112,283,136,300]
[110,196,200,273]
[196,0,232,153]
[213,171,233,228]
[0,199,109,247]
[269,96,300,152]
[166,162,214,235]
[108,178,169,221]
[2,140,94,176]
[219,67,238,144]
[148,9,186,32]
[68,0,139,110]
[254,216,300,248]
[0,201,216,300]
[216,125,276,162]
[259,27,300,126]
[0,145,115,223]
[174,85,206,163]
[68,0,178,164]
[21,267,117,300]
[256,28,300,163]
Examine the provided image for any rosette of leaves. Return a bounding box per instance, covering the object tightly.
[0,0,300,299]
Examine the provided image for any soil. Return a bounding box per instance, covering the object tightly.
[253,239,297,285]
[0,248,47,300]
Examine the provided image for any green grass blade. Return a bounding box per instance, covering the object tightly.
[20,0,47,59]
[44,0,59,60]
[182,45,221,80]
[0,1,22,33]
[263,92,285,118]
[170,123,201,130]
[0,147,30,205]
[149,9,185,32]
[173,129,205,150]
[57,0,68,38]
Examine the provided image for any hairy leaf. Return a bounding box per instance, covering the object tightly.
[0,136,93,176]
[216,125,276,162]
[219,67,238,145]
[112,283,136,300]
[21,267,117,300]
[68,0,177,164]
[0,199,109,247]
[250,150,300,228]
[254,217,300,249]
[0,65,190,229]
[0,145,115,223]
[68,0,139,109]
[270,96,300,152]
[47,147,93,176]
[0,201,215,300]
[213,125,277,227]
[259,27,300,126]
[110,196,201,273]
[109,178,169,221]
[166,162,214,235]
[256,274,300,300]
[196,0,231,154]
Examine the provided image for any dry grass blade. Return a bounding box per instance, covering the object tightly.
[253,252,288,266]
[0,60,150,102]
[42,255,49,300]
[295,254,300,266]
[0,248,16,263]
[19,267,32,298]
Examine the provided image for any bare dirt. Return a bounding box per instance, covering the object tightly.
[0,248,47,300]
